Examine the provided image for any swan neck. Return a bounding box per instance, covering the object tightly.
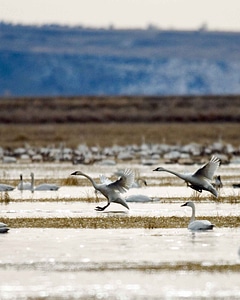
[19,175,23,190]
[81,173,97,189]
[163,169,185,180]
[31,173,34,192]
[190,205,196,222]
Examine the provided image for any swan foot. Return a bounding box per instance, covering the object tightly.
[95,203,110,211]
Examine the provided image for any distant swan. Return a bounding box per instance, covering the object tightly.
[212,175,223,191]
[17,174,32,191]
[71,168,134,211]
[125,194,152,203]
[181,201,214,231]
[153,156,220,197]
[0,222,9,233]
[0,184,14,192]
[131,177,147,188]
[31,173,60,191]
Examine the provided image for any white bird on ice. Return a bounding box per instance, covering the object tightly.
[153,156,220,197]
[181,201,214,231]
[71,169,134,211]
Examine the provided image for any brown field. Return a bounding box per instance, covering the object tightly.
[0,122,239,149]
[0,95,240,148]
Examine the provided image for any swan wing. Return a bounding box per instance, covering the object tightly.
[99,174,113,185]
[108,169,134,193]
[193,156,220,180]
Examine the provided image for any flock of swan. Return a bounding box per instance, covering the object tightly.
[1,140,239,166]
[71,156,221,231]
[0,155,228,233]
[0,172,60,193]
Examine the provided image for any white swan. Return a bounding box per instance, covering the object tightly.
[0,222,9,233]
[181,201,214,231]
[71,168,134,211]
[212,175,223,191]
[125,194,152,203]
[153,156,220,197]
[131,177,147,188]
[0,184,14,192]
[31,173,60,191]
[17,174,32,191]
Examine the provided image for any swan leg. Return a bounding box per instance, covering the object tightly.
[95,202,110,211]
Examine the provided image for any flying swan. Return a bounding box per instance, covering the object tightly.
[71,169,134,211]
[153,156,220,197]
[181,201,214,231]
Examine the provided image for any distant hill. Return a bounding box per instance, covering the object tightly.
[0,23,240,96]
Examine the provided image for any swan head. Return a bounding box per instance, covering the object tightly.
[153,167,165,172]
[71,171,84,176]
[181,201,195,208]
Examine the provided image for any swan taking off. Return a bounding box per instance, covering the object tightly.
[71,169,134,211]
[181,201,214,231]
[0,222,9,233]
[153,156,220,197]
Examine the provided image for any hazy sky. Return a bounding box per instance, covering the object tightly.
[1,0,240,31]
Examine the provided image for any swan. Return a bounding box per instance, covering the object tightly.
[181,201,214,231]
[71,168,134,211]
[114,169,147,188]
[212,175,223,191]
[125,194,153,203]
[0,222,9,233]
[0,184,14,192]
[17,174,32,191]
[31,173,60,191]
[153,156,220,197]
[131,177,147,188]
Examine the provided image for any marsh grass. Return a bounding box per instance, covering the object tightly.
[1,261,239,273]
[60,176,79,186]
[3,215,240,229]
[0,192,11,205]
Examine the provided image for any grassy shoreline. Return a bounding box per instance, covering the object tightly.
[3,216,240,229]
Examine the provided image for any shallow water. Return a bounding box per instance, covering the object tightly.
[0,228,240,299]
[1,201,240,219]
[0,162,240,299]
